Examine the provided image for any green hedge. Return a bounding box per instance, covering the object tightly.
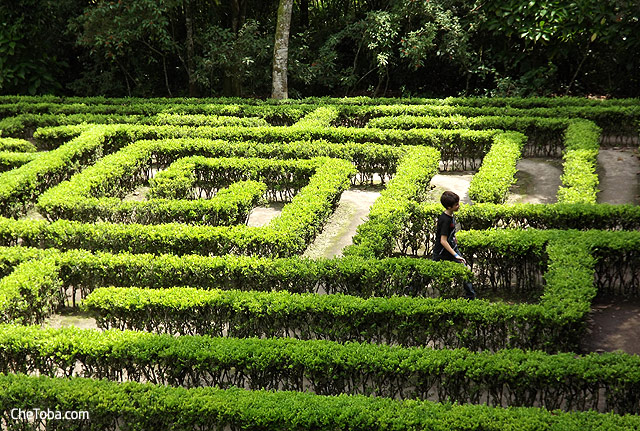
[2,95,637,139]
[367,114,567,155]
[135,137,403,186]
[0,126,125,217]
[2,158,355,257]
[0,151,39,172]
[0,256,62,325]
[149,156,317,202]
[2,325,640,413]
[32,122,496,164]
[86,286,527,347]
[468,132,526,204]
[81,232,593,352]
[557,120,602,204]
[291,106,339,128]
[344,146,440,258]
[399,202,640,258]
[0,113,269,138]
[0,247,472,305]
[0,124,177,217]
[581,230,640,296]
[38,141,328,225]
[3,373,640,431]
[0,137,37,152]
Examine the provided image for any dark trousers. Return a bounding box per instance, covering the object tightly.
[433,253,476,300]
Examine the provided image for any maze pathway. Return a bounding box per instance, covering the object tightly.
[508,158,562,204]
[597,147,640,205]
[303,188,381,259]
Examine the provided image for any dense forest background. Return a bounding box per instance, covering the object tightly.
[1,0,639,98]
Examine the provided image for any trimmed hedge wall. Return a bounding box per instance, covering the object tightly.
[3,157,355,257]
[2,373,640,431]
[1,325,639,413]
[397,202,640,258]
[367,114,567,155]
[557,120,602,204]
[467,131,526,204]
[0,246,472,305]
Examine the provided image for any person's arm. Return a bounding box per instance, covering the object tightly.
[440,235,466,263]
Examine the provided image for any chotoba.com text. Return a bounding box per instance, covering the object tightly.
[11,408,89,421]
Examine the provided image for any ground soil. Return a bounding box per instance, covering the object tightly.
[597,147,640,205]
[507,158,563,204]
[303,188,381,259]
[581,297,640,355]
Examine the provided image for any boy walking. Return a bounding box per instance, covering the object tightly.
[432,191,476,299]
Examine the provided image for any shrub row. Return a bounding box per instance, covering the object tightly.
[31,123,495,172]
[45,180,265,226]
[120,137,402,185]
[344,146,440,258]
[581,230,640,297]
[80,284,558,351]
[337,104,639,139]
[2,325,640,413]
[2,96,637,138]
[0,126,129,217]
[0,152,39,172]
[467,132,526,203]
[0,137,37,152]
[399,202,640,258]
[0,246,472,308]
[149,156,317,202]
[556,120,602,204]
[37,139,323,224]
[1,159,355,257]
[0,113,270,138]
[80,231,594,353]
[367,114,567,155]
[291,106,339,128]
[3,373,639,431]
[0,256,61,325]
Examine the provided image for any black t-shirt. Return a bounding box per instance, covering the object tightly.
[433,212,459,261]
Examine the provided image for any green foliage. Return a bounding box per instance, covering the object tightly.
[345,146,441,258]
[0,138,37,152]
[0,256,62,324]
[1,325,640,412]
[468,132,526,203]
[557,120,602,204]
[2,373,640,430]
[0,152,39,172]
[0,246,471,300]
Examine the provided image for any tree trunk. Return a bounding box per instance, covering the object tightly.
[271,0,293,99]
[184,0,197,97]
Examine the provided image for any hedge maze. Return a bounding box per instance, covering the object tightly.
[0,96,639,430]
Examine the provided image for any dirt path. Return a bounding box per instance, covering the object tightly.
[597,147,640,205]
[507,158,562,204]
[303,189,381,259]
[427,172,473,204]
[246,203,285,227]
[582,297,640,355]
[44,313,100,331]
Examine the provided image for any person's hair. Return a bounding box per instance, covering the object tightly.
[440,191,459,209]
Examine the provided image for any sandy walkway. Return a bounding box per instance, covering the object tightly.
[507,158,562,204]
[303,189,381,259]
[597,147,640,205]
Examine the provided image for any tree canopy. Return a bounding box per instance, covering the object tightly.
[1,0,639,97]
